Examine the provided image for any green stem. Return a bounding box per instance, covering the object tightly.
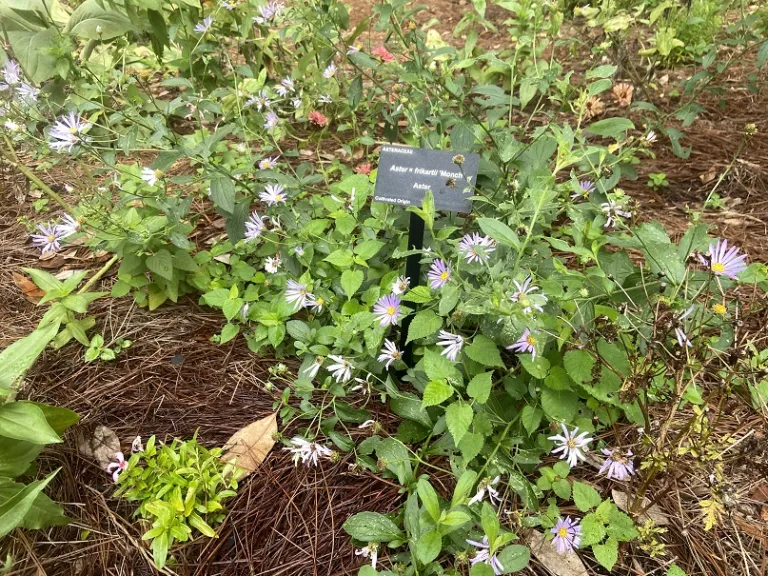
[79,255,120,294]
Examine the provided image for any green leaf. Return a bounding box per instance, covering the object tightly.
[324,249,354,268]
[477,218,520,248]
[343,512,403,542]
[423,348,456,381]
[519,355,550,379]
[209,176,236,213]
[406,310,442,343]
[29,402,79,435]
[481,502,499,543]
[438,284,460,314]
[458,432,484,462]
[471,565,495,576]
[417,478,441,522]
[402,285,433,304]
[0,402,61,444]
[572,481,602,512]
[445,402,473,444]
[593,536,619,571]
[607,507,638,541]
[758,41,768,69]
[0,321,59,392]
[416,528,442,564]
[667,565,687,576]
[0,437,42,477]
[340,270,364,298]
[422,380,454,408]
[467,372,493,404]
[540,388,579,422]
[586,64,617,78]
[586,117,635,138]
[376,438,413,485]
[520,405,542,436]
[552,478,571,500]
[0,470,57,538]
[220,323,239,344]
[66,0,138,40]
[452,470,478,507]
[441,510,471,528]
[563,349,595,385]
[4,26,59,83]
[354,240,385,261]
[496,544,530,573]
[0,480,68,529]
[22,268,62,294]
[580,513,607,547]
[465,335,504,367]
[544,366,572,391]
[146,250,174,282]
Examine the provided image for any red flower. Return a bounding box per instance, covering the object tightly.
[356,163,372,175]
[308,111,328,127]
[372,46,395,63]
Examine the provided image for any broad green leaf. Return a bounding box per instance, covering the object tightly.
[544,366,572,391]
[452,470,478,507]
[5,26,59,83]
[146,250,174,282]
[208,176,236,213]
[465,335,504,367]
[417,478,441,522]
[445,402,473,444]
[340,270,364,298]
[519,355,549,379]
[402,285,433,303]
[540,388,579,423]
[586,117,634,139]
[0,321,59,392]
[667,565,687,576]
[66,0,138,39]
[458,432,484,462]
[592,536,618,571]
[0,470,57,538]
[480,502,499,542]
[376,438,412,485]
[520,405,542,436]
[580,513,607,546]
[354,240,385,261]
[0,480,68,529]
[406,310,442,343]
[343,512,403,542]
[572,481,602,512]
[423,348,456,381]
[416,528,442,564]
[0,403,61,444]
[422,380,454,408]
[0,437,42,477]
[496,544,531,573]
[563,349,596,385]
[477,218,520,248]
[467,372,492,404]
[22,268,62,294]
[324,249,354,268]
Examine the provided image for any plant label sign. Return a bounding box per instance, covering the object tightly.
[373,145,479,213]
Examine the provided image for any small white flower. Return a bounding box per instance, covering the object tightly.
[391,275,410,295]
[4,120,19,132]
[548,423,592,468]
[437,330,463,362]
[291,97,302,109]
[355,543,379,569]
[131,436,144,453]
[601,199,632,229]
[194,15,214,33]
[259,155,280,169]
[140,167,163,186]
[285,437,332,467]
[377,339,402,369]
[259,183,287,206]
[285,279,312,310]
[264,254,281,273]
[245,211,265,242]
[468,476,501,506]
[323,63,337,78]
[645,130,658,145]
[55,214,81,238]
[327,354,353,383]
[96,25,103,34]
[358,420,376,429]
[303,356,324,379]
[49,112,92,153]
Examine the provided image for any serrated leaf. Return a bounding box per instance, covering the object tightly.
[579,514,606,547]
[540,388,579,422]
[477,218,520,248]
[520,354,550,379]
[146,250,174,281]
[467,372,493,403]
[324,249,354,268]
[563,349,595,385]
[422,380,454,408]
[340,269,364,298]
[459,432,484,462]
[572,482,602,512]
[465,335,504,367]
[520,405,542,436]
[592,536,618,571]
[402,285,433,303]
[445,402,473,444]
[406,310,443,343]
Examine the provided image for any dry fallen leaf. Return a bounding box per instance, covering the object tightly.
[77,425,121,470]
[699,167,717,184]
[612,490,670,526]
[526,530,588,576]
[12,272,45,303]
[222,413,278,477]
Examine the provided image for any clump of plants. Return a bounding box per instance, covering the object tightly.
[114,435,240,568]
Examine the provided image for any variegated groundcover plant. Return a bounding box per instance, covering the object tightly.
[2,0,768,573]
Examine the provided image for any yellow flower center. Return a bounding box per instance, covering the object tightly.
[387,306,396,315]
[47,235,56,242]
[567,439,577,449]
[316,298,324,306]
[440,271,450,281]
[526,335,536,345]
[275,194,284,201]
[69,126,78,134]
[713,303,726,316]
[558,527,568,538]
[393,351,401,359]
[711,262,725,274]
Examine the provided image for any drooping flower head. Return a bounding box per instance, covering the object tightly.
[259,184,287,206]
[303,355,324,379]
[106,452,128,483]
[194,15,214,33]
[437,330,463,362]
[378,339,402,369]
[601,199,631,229]
[458,233,495,264]
[30,223,63,256]
[427,259,451,289]
[327,355,353,383]
[391,275,410,295]
[244,211,265,242]
[466,537,504,576]
[468,475,501,507]
[700,239,747,280]
[373,294,402,327]
[285,279,312,310]
[49,112,92,153]
[598,448,635,481]
[355,543,379,569]
[56,214,82,239]
[285,437,332,467]
[548,423,592,468]
[507,328,538,359]
[551,516,581,554]
[510,276,548,314]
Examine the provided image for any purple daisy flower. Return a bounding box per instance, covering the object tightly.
[700,239,747,280]
[551,516,581,554]
[437,330,463,362]
[263,111,279,130]
[598,448,635,480]
[30,222,63,256]
[373,294,401,327]
[458,233,495,264]
[466,537,504,575]
[572,180,594,199]
[507,328,538,359]
[548,423,592,468]
[427,259,451,289]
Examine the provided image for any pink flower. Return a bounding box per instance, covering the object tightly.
[308,110,328,127]
[106,452,128,482]
[372,46,395,63]
[356,162,372,175]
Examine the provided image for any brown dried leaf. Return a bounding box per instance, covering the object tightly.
[12,272,44,303]
[612,490,670,526]
[699,167,717,184]
[222,413,278,477]
[526,530,588,576]
[77,425,121,470]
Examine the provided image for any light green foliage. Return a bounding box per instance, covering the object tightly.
[114,436,240,568]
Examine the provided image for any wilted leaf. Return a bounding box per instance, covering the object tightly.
[611,490,669,526]
[526,530,588,576]
[222,413,277,477]
[12,272,44,303]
